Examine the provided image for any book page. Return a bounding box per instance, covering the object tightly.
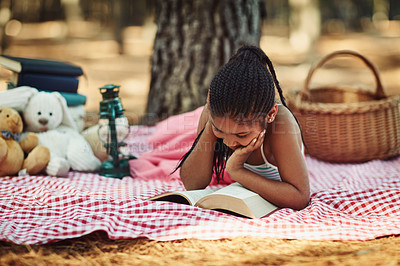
[210,182,258,199]
[179,188,218,204]
[196,183,278,218]
[0,56,22,72]
[148,188,218,205]
[243,194,278,219]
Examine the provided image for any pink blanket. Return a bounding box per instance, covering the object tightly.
[1,107,400,244]
[129,107,233,184]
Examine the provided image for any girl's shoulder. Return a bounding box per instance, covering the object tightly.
[273,105,301,133]
[267,105,303,150]
[261,105,303,166]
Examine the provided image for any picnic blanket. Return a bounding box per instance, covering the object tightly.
[1,107,400,245]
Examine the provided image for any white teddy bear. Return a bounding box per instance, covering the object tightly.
[22,91,101,176]
[68,105,86,133]
[0,87,102,176]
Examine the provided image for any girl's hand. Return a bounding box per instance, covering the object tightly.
[226,129,266,174]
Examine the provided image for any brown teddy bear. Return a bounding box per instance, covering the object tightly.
[0,107,50,176]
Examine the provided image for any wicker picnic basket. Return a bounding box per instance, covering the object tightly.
[287,50,400,163]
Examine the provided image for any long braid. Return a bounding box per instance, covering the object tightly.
[265,57,287,107]
[173,126,206,173]
[264,52,309,152]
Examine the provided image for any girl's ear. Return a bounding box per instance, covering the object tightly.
[265,103,278,123]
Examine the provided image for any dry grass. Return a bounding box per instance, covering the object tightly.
[1,232,399,265]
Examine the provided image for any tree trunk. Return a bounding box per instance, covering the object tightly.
[143,0,265,124]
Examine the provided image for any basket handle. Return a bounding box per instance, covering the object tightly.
[302,50,386,100]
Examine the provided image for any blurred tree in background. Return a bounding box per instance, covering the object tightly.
[0,0,150,52]
[143,0,266,123]
[1,0,399,54]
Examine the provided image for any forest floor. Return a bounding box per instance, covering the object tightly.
[0,21,400,265]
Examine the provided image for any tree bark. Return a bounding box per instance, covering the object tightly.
[143,0,265,124]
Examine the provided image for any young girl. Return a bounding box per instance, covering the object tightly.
[177,45,310,210]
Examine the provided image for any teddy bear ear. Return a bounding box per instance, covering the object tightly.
[52,92,78,131]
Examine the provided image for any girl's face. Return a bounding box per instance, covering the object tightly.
[210,116,264,150]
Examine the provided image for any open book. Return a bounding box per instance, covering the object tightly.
[148,182,278,219]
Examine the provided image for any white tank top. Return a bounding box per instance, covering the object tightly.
[243,143,281,181]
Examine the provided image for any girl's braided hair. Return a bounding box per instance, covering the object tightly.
[209,45,286,120]
[175,45,295,182]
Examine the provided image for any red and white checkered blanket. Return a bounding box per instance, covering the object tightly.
[1,110,400,244]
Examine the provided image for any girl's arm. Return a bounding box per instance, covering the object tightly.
[226,109,310,210]
[180,106,217,190]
